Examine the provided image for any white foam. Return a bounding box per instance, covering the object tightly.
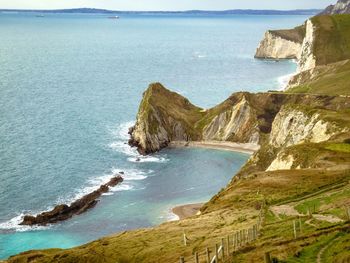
[110,121,135,140]
[277,73,295,91]
[112,168,150,181]
[127,156,169,163]
[110,184,134,192]
[0,213,50,232]
[109,122,169,163]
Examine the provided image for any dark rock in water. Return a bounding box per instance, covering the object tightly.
[136,158,141,162]
[119,171,124,175]
[20,175,123,226]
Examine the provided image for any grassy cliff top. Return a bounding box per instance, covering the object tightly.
[312,14,350,66]
[270,24,306,43]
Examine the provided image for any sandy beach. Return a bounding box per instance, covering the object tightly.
[172,203,204,220]
[169,141,259,155]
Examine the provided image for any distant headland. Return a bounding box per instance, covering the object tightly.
[0,8,322,15]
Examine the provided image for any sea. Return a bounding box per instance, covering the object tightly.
[0,12,309,259]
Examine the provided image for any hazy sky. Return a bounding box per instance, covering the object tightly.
[0,0,335,11]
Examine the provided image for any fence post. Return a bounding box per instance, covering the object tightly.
[299,217,302,234]
[221,238,225,259]
[180,256,185,263]
[206,247,210,263]
[194,252,199,263]
[183,231,187,246]
[227,235,230,255]
[215,244,219,262]
[264,252,271,263]
[293,220,297,239]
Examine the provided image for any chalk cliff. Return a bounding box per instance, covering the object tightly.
[254,30,303,59]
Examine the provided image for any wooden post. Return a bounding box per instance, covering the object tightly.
[206,247,210,263]
[221,238,225,259]
[194,252,199,263]
[183,231,187,246]
[227,235,230,255]
[299,217,302,234]
[215,244,219,262]
[180,256,185,263]
[264,252,271,263]
[293,220,297,239]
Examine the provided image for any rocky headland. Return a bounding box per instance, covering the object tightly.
[20,175,123,226]
[255,3,350,95]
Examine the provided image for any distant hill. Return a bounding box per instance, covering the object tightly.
[0,8,321,15]
[319,0,350,15]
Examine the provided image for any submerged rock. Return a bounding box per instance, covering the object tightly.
[20,175,123,226]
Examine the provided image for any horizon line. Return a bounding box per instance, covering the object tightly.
[0,7,322,12]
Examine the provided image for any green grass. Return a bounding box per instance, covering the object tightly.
[325,143,350,153]
[312,15,350,66]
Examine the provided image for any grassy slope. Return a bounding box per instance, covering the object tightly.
[270,24,306,43]
[287,14,350,96]
[7,167,350,262]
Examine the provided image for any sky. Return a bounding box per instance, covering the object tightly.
[0,0,336,11]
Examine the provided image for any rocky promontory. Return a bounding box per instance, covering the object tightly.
[129,83,350,167]
[254,26,305,60]
[20,175,123,226]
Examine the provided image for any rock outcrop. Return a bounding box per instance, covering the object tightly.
[128,83,204,154]
[320,0,350,15]
[20,175,123,226]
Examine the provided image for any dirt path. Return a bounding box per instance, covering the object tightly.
[312,214,344,223]
[270,205,303,219]
[316,235,341,263]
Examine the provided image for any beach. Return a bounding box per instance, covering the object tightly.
[172,203,204,220]
[169,141,260,155]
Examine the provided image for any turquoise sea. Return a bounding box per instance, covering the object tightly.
[0,13,309,259]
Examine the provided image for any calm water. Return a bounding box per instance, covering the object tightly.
[0,13,308,259]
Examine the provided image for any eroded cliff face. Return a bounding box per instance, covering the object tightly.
[202,96,260,144]
[128,83,204,154]
[130,83,350,160]
[297,20,316,72]
[269,106,340,148]
[254,31,302,59]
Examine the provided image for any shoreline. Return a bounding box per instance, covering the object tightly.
[169,141,259,155]
[171,203,203,220]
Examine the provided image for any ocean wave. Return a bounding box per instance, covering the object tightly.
[127,156,169,163]
[109,121,169,163]
[110,184,134,192]
[111,168,150,181]
[277,73,295,91]
[0,213,50,232]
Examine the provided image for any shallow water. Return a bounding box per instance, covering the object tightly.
[0,13,308,259]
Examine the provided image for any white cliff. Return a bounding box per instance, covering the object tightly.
[297,20,316,73]
[255,31,302,59]
[203,97,260,144]
[269,106,341,148]
[267,154,295,171]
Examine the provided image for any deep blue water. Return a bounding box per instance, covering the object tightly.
[0,13,308,259]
